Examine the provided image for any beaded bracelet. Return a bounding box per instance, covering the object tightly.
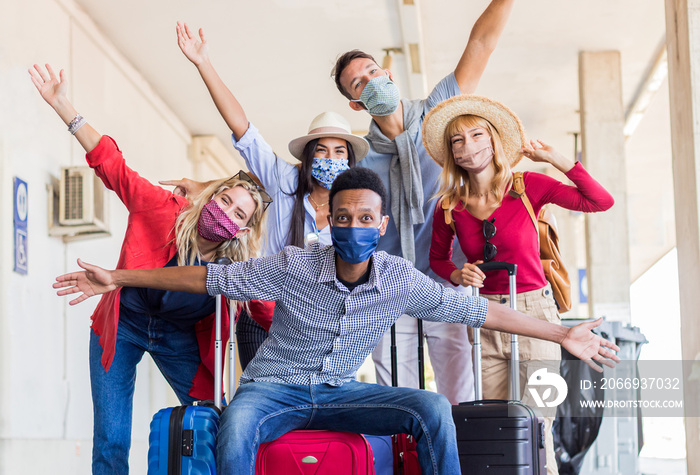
[67,114,86,135]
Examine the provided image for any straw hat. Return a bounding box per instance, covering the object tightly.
[422,95,527,168]
[288,111,369,160]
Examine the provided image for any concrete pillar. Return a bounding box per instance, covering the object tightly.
[664,0,700,471]
[557,209,584,316]
[578,51,632,322]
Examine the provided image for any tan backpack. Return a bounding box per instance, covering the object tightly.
[509,172,572,312]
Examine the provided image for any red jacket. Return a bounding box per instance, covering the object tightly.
[86,136,273,400]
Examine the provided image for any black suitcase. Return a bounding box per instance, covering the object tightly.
[452,261,547,475]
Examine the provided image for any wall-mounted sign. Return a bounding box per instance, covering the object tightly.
[14,177,28,275]
[578,268,587,304]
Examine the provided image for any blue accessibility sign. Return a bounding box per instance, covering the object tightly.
[14,177,28,274]
[15,228,28,274]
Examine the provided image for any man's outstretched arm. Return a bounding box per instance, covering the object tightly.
[454,0,515,93]
[482,302,621,371]
[54,259,208,305]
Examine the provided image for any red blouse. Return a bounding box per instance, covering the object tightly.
[86,136,273,400]
[429,162,614,294]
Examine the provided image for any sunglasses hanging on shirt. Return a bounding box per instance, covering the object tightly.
[482,218,497,262]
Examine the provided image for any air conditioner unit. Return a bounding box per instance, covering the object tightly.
[48,166,110,241]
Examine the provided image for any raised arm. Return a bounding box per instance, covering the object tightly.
[177,22,249,140]
[520,140,615,213]
[520,139,576,174]
[31,64,176,213]
[29,64,101,152]
[454,0,515,94]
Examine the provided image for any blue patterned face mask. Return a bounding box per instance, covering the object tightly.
[352,75,400,116]
[311,157,350,189]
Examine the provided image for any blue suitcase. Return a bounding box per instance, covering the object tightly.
[148,404,220,474]
[147,258,235,474]
[363,434,393,475]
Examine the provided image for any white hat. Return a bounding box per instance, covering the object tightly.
[422,95,527,167]
[288,111,370,160]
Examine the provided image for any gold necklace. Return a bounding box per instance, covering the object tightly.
[309,194,327,211]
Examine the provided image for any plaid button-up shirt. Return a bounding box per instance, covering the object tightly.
[206,244,488,386]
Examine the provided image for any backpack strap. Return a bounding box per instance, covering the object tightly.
[442,200,456,234]
[509,171,526,198]
[510,172,540,246]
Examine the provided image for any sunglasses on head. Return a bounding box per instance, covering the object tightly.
[482,218,497,262]
[233,170,273,212]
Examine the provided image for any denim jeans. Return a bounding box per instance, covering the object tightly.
[216,380,461,475]
[89,309,201,475]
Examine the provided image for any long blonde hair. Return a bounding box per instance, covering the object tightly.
[174,177,268,266]
[435,115,513,213]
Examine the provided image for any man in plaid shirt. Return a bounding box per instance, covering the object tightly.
[55,167,620,475]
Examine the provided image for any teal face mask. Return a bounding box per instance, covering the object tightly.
[352,75,400,116]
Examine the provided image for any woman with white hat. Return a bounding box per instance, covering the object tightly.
[170,22,369,368]
[423,94,614,475]
[173,21,369,252]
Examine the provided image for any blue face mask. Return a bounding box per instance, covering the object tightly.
[331,222,383,264]
[312,157,350,189]
[352,75,400,116]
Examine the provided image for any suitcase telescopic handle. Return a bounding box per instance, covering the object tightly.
[476,261,516,276]
[472,261,520,401]
[214,257,232,410]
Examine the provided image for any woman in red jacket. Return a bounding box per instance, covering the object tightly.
[30,63,270,475]
[423,95,614,475]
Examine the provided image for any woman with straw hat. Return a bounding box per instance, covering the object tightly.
[168,22,369,368]
[423,94,614,475]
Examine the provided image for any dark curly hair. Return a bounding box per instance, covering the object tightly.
[329,167,387,216]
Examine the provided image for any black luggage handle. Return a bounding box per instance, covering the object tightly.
[472,260,519,402]
[458,399,509,406]
[477,261,517,276]
[389,320,425,390]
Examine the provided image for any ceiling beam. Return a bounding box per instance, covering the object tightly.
[395,0,428,99]
[623,37,668,139]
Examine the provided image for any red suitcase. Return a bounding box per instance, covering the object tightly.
[255,430,375,474]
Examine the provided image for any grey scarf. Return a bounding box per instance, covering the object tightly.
[366,98,425,264]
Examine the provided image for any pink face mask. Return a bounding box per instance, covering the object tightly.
[197,200,242,242]
[453,137,494,173]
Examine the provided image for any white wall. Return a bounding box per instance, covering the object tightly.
[0,0,204,472]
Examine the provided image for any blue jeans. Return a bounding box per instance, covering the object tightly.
[217,380,461,475]
[89,309,201,475]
